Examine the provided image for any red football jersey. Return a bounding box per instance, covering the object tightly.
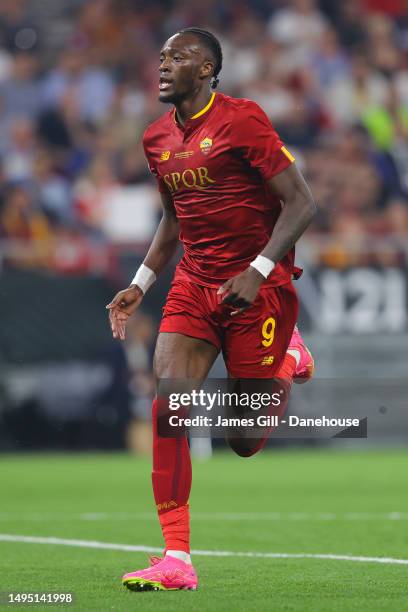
[143,92,296,288]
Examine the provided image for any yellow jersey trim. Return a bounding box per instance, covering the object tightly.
[191,92,216,119]
[281,146,295,163]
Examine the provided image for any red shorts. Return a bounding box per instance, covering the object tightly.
[159,278,299,378]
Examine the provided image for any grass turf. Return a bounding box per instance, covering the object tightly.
[0,449,407,611]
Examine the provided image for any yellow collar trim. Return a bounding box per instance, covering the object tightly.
[190,92,216,119]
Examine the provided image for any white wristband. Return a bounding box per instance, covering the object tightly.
[131,264,156,294]
[250,255,275,279]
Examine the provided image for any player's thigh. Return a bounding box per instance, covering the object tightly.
[154,332,219,379]
[156,277,221,380]
[224,282,299,378]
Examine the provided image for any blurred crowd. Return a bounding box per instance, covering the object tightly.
[0,0,407,270]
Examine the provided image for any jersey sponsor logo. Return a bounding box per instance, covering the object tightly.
[175,150,194,159]
[160,150,171,161]
[163,166,216,193]
[200,137,213,155]
[261,355,275,366]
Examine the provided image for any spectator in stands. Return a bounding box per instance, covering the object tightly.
[365,14,401,74]
[0,52,40,123]
[41,46,115,122]
[0,0,406,273]
[309,27,350,90]
[1,116,37,183]
[0,184,52,268]
[73,154,118,237]
[267,0,328,57]
[324,52,389,127]
[0,0,38,54]
[31,150,73,225]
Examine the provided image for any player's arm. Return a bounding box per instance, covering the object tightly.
[261,162,316,264]
[106,189,179,339]
[220,163,315,310]
[142,189,179,275]
[219,102,316,311]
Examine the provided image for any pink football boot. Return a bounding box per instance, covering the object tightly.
[122,555,198,591]
[288,325,315,384]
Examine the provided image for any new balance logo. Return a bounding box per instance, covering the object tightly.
[261,356,275,365]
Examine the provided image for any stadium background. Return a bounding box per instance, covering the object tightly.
[0,2,407,609]
[0,0,406,450]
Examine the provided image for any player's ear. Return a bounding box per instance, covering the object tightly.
[199,60,214,80]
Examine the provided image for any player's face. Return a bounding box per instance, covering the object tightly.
[159,34,211,104]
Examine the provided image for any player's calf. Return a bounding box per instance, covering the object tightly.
[225,325,316,457]
[225,375,291,457]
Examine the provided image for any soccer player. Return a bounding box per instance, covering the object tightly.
[107,27,316,592]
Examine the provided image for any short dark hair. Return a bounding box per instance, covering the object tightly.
[177,27,223,89]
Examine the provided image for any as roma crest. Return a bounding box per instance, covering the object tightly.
[200,137,213,155]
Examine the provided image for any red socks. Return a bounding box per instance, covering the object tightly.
[151,398,191,553]
[150,355,296,551]
[159,505,190,554]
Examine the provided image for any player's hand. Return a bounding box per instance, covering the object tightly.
[217,266,264,315]
[106,285,143,340]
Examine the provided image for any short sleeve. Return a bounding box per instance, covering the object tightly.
[142,135,169,194]
[230,101,295,181]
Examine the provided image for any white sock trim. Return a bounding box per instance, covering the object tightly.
[166,550,192,565]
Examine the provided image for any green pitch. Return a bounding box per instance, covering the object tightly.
[0,449,407,611]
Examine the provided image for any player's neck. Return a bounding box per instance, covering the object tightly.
[174,89,213,127]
